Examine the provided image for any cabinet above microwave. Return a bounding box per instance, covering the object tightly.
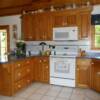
[53,27,78,41]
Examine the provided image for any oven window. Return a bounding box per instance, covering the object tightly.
[54,61,70,73]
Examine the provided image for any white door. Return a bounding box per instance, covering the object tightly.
[50,57,76,79]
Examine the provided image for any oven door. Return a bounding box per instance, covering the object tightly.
[50,57,76,79]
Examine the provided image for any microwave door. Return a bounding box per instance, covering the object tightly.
[53,32,70,40]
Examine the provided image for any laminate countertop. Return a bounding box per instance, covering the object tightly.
[0,55,49,64]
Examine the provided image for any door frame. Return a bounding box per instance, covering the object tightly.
[0,25,10,52]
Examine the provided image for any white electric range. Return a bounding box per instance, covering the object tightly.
[50,46,79,87]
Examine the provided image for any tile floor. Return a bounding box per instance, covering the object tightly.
[0,82,100,100]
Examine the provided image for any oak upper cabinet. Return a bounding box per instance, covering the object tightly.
[53,11,78,27]
[78,11,91,39]
[76,58,91,88]
[33,12,53,41]
[91,59,100,92]
[22,14,35,41]
[33,57,49,83]
[22,12,53,41]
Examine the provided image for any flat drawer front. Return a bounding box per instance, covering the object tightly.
[14,79,26,93]
[14,74,32,93]
[14,62,23,69]
[14,66,32,81]
[77,59,91,66]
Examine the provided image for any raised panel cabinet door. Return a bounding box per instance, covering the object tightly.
[0,63,13,96]
[22,14,33,40]
[42,57,49,83]
[92,0,100,4]
[78,12,91,39]
[76,58,91,88]
[35,13,53,41]
[91,59,100,92]
[43,13,53,40]
[53,11,77,27]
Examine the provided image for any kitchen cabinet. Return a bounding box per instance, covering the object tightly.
[34,13,53,41]
[91,59,100,92]
[22,14,34,40]
[53,11,78,27]
[0,58,33,96]
[22,12,53,41]
[0,63,13,96]
[33,57,49,83]
[76,58,91,88]
[78,11,91,39]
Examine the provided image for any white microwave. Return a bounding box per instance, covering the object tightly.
[53,27,78,40]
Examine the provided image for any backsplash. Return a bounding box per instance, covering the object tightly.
[25,39,90,56]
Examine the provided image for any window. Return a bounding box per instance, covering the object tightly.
[91,25,100,49]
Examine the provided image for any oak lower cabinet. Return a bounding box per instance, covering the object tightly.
[91,59,100,92]
[33,57,49,83]
[76,58,91,88]
[0,58,33,96]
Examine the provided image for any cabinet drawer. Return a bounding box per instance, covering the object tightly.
[14,68,24,81]
[14,79,26,93]
[77,59,91,66]
[14,62,23,69]
[14,66,32,81]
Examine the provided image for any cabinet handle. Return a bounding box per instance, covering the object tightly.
[44,60,46,62]
[91,63,94,65]
[29,36,32,39]
[18,73,21,76]
[97,72,100,75]
[18,85,21,88]
[27,80,30,83]
[46,66,48,69]
[27,69,30,72]
[17,64,21,67]
[26,61,30,64]
[39,60,42,63]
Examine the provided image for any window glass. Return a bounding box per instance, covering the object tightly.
[95,25,100,48]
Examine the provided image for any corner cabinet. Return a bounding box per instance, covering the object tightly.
[76,58,91,88]
[91,59,100,92]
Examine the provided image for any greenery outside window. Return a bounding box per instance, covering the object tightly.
[95,25,100,48]
[92,25,100,49]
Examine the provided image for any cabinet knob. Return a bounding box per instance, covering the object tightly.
[26,61,30,64]
[46,66,48,69]
[39,60,42,63]
[44,60,46,62]
[17,64,21,67]
[27,69,30,72]
[27,80,30,83]
[18,85,21,88]
[91,63,94,65]
[18,73,21,76]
